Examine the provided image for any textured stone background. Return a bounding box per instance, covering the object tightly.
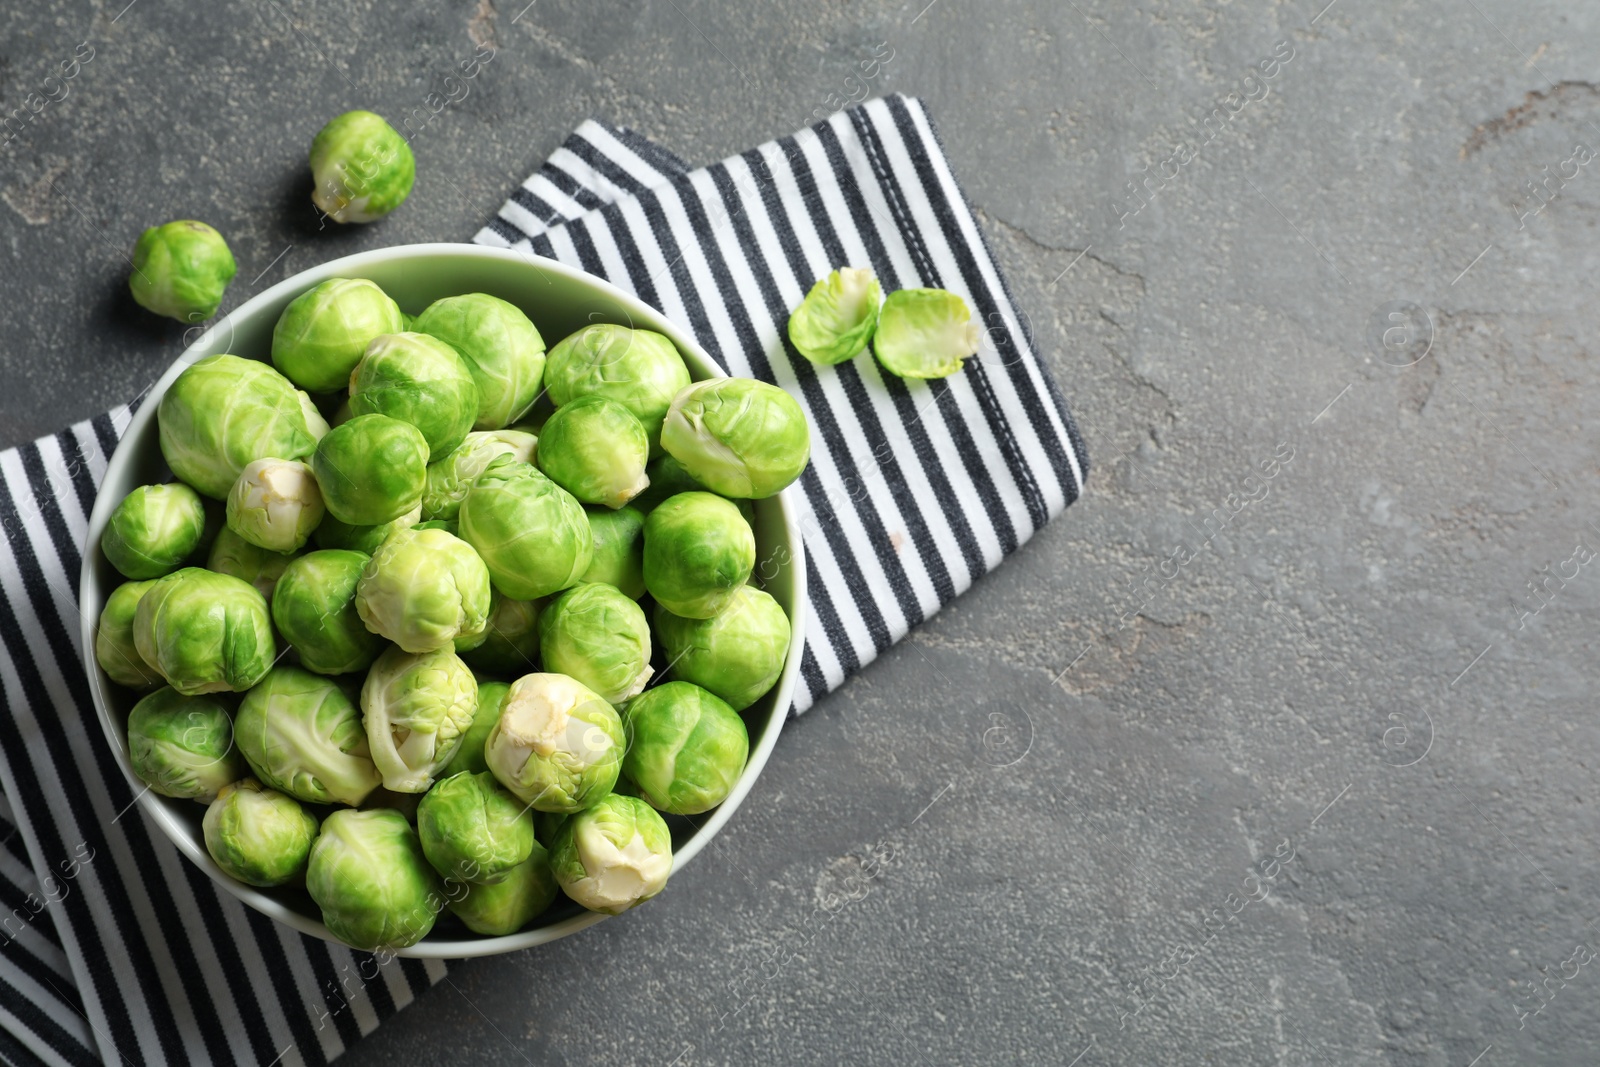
[5,0,1600,1063]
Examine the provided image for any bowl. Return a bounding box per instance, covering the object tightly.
[78,243,807,957]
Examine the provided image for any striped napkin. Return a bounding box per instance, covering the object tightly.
[0,94,1086,1066]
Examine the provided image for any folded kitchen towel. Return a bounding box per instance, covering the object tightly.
[0,95,1086,1066]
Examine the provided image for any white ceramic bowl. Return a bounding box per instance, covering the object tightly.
[78,243,807,958]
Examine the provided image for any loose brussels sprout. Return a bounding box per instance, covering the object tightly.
[540,584,654,705]
[355,527,491,654]
[203,779,319,887]
[207,526,296,601]
[654,586,791,710]
[581,506,646,598]
[101,482,207,580]
[441,679,509,778]
[126,686,245,801]
[460,599,542,676]
[622,682,748,815]
[235,666,383,806]
[549,793,672,915]
[309,110,416,225]
[448,849,558,935]
[361,645,478,793]
[660,379,810,499]
[271,278,405,392]
[413,294,547,430]
[484,673,623,813]
[534,397,650,509]
[129,220,236,323]
[312,413,429,525]
[544,324,690,446]
[133,568,276,694]
[787,267,881,365]
[418,771,536,884]
[307,808,441,950]
[348,333,479,460]
[872,287,981,379]
[459,458,592,600]
[641,492,754,618]
[159,355,323,499]
[270,550,384,676]
[224,458,324,554]
[313,503,419,554]
[421,430,538,522]
[96,580,165,689]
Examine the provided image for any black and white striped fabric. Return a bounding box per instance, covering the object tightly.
[0,95,1085,1066]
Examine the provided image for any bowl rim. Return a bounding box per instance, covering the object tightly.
[78,242,808,958]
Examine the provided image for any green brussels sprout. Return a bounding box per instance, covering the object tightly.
[96,580,165,689]
[534,397,650,509]
[418,771,536,883]
[313,503,419,554]
[348,333,479,460]
[631,455,707,513]
[540,584,654,705]
[460,599,542,676]
[271,278,405,392]
[128,220,237,323]
[581,506,645,598]
[544,324,690,447]
[641,492,754,618]
[459,457,592,600]
[203,779,319,887]
[533,811,567,848]
[309,110,416,225]
[207,526,296,601]
[448,848,558,935]
[361,645,478,793]
[224,458,324,554]
[312,413,429,526]
[270,550,383,676]
[622,682,748,815]
[421,430,538,522]
[872,287,981,379]
[133,568,276,695]
[235,666,383,806]
[413,294,547,430]
[354,527,491,654]
[101,482,207,580]
[415,518,459,535]
[549,793,672,914]
[126,686,245,801]
[660,378,810,499]
[307,808,441,950]
[484,673,623,813]
[441,679,509,777]
[787,267,881,365]
[654,586,791,710]
[159,355,323,499]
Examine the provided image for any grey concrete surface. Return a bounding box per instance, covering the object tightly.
[5,0,1600,1063]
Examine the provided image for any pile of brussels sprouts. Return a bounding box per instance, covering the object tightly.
[96,276,809,950]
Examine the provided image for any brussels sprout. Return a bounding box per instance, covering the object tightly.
[581,506,646,598]
[126,686,245,801]
[96,580,165,689]
[129,220,236,323]
[533,811,568,848]
[622,682,748,815]
[313,413,429,526]
[270,550,383,676]
[641,492,754,619]
[314,503,420,554]
[307,808,441,950]
[418,771,536,884]
[460,599,542,676]
[235,666,382,806]
[207,526,296,601]
[459,457,592,600]
[534,397,650,509]
[416,518,459,536]
[654,586,791,710]
[441,679,508,777]
[787,267,881,365]
[448,848,558,935]
[544,324,690,446]
[421,430,538,522]
[309,110,416,225]
[549,793,672,915]
[133,568,276,695]
[540,584,653,705]
[361,645,478,793]
[660,379,810,499]
[159,355,323,499]
[355,527,491,654]
[101,482,207,580]
[413,294,547,430]
[484,673,623,813]
[872,288,981,379]
[348,333,479,460]
[203,779,319,887]
[224,458,324,554]
[270,278,404,392]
